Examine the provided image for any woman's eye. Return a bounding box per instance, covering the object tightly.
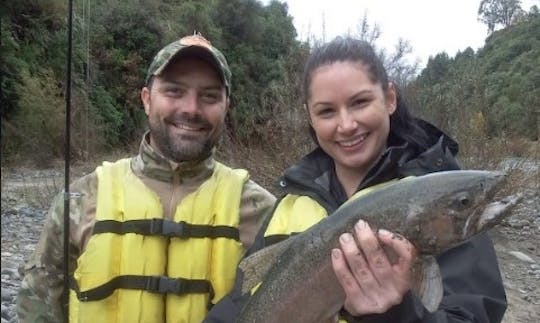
[352,99,368,107]
[317,107,335,117]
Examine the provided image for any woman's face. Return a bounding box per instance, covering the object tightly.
[306,60,396,176]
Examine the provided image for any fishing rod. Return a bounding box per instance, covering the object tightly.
[63,0,74,321]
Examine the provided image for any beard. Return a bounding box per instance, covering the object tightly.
[148,113,222,162]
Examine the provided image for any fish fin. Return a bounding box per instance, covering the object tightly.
[412,255,443,313]
[238,238,293,294]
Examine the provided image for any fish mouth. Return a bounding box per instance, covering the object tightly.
[462,193,522,239]
[461,171,508,239]
[475,194,522,231]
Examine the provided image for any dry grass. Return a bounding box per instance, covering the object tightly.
[217,110,315,195]
[457,135,539,201]
[459,136,537,168]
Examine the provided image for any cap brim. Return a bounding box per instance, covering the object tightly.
[158,46,226,84]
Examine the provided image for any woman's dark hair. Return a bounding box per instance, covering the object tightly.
[303,36,429,150]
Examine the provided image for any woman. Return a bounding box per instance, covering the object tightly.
[205,36,506,322]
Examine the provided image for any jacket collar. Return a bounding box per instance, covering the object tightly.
[132,131,215,183]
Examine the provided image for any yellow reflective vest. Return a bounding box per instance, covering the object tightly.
[265,180,397,239]
[69,158,248,323]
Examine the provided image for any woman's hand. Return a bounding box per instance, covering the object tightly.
[331,219,416,316]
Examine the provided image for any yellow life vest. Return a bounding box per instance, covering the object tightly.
[265,180,397,240]
[69,158,249,323]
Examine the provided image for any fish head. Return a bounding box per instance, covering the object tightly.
[412,170,519,254]
[455,171,522,239]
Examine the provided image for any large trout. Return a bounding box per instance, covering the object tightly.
[236,170,521,323]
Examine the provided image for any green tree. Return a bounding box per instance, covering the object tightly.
[212,0,302,139]
[478,0,524,33]
[412,11,539,141]
[89,0,166,145]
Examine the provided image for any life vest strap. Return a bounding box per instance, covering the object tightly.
[92,219,240,240]
[70,275,215,302]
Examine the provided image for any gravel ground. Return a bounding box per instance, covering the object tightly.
[1,160,538,322]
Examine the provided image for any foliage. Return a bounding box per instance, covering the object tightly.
[1,0,90,164]
[213,0,303,139]
[1,0,304,164]
[2,0,538,167]
[411,10,540,154]
[6,69,66,163]
[478,0,525,33]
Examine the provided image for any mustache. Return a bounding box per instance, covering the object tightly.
[164,113,212,129]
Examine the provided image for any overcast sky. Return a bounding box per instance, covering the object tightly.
[268,0,538,67]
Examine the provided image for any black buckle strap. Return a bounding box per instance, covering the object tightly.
[149,219,186,237]
[93,219,239,240]
[145,276,214,297]
[71,275,214,302]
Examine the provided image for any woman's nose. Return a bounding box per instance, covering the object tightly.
[337,109,357,133]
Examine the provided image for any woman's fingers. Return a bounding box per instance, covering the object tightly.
[340,231,377,286]
[354,220,393,278]
[331,248,357,289]
[332,244,378,316]
[377,229,416,273]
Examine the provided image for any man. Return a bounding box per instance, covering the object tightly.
[16,34,276,323]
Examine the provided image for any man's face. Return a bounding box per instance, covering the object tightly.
[141,56,229,162]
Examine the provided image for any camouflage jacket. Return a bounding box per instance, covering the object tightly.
[16,132,276,322]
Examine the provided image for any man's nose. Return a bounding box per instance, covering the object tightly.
[179,91,199,114]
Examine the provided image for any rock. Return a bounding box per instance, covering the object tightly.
[508,251,536,264]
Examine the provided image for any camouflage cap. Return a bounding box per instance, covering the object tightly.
[145,34,231,96]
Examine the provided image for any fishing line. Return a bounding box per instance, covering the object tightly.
[63,0,74,321]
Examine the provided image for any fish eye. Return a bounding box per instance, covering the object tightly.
[459,196,470,206]
[453,193,471,208]
[451,192,472,209]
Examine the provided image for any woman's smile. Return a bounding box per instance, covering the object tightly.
[337,132,368,149]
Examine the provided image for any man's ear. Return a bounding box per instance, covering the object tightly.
[225,97,230,112]
[141,87,151,116]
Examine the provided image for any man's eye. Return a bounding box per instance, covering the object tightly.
[166,88,180,94]
[201,92,220,102]
[163,87,183,96]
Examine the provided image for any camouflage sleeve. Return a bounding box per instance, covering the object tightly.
[238,179,276,252]
[16,172,98,323]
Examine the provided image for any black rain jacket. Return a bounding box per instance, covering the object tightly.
[205,119,507,323]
